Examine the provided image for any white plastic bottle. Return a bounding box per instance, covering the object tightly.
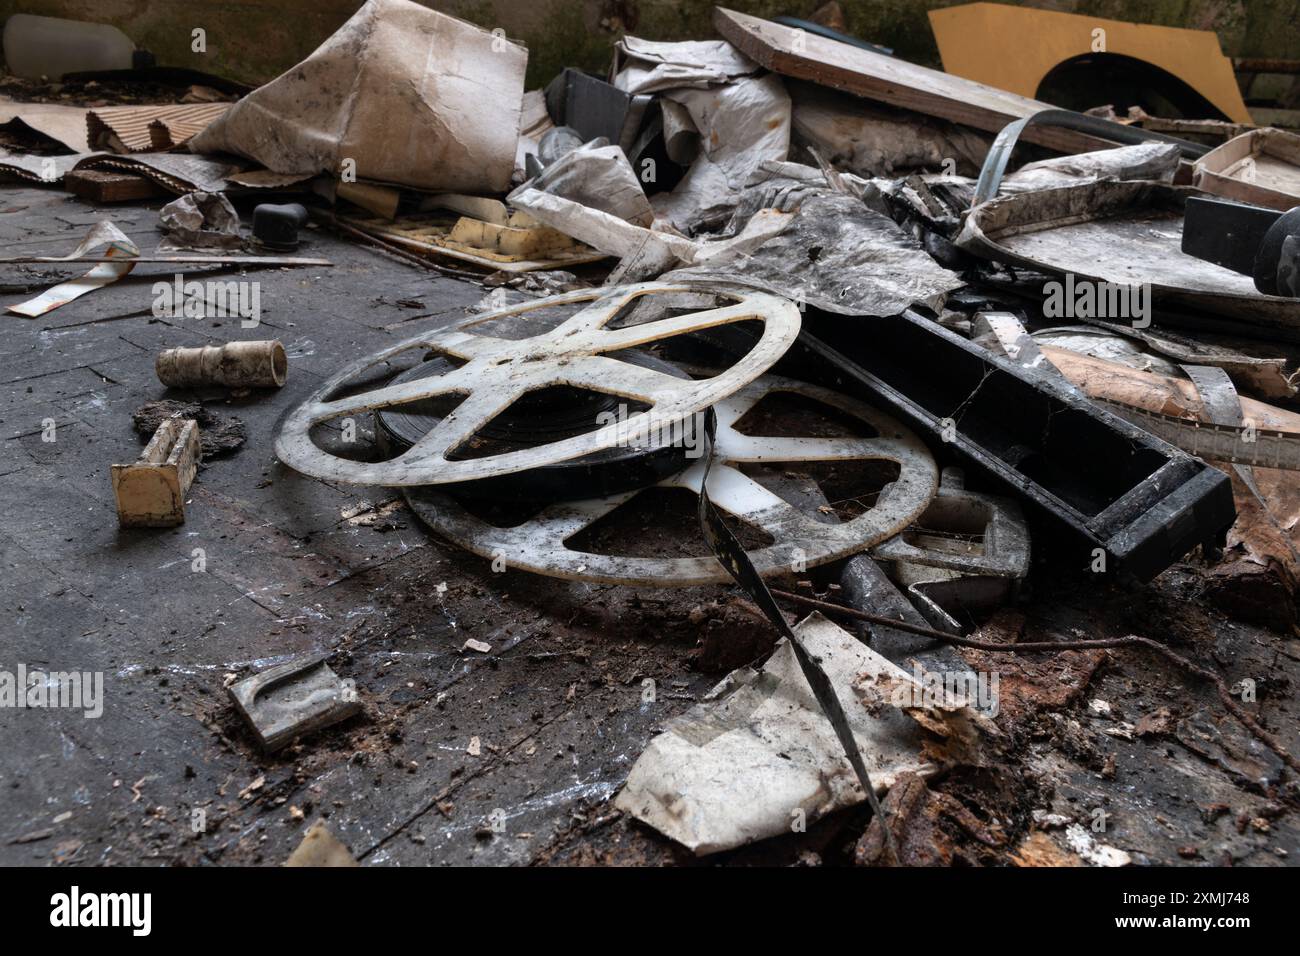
[3,14,140,80]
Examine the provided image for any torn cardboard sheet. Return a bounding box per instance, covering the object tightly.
[190,0,527,193]
[75,152,247,194]
[224,169,316,189]
[0,147,104,184]
[612,36,759,95]
[0,100,91,152]
[616,613,959,855]
[6,220,138,317]
[668,192,964,314]
[86,102,230,153]
[516,140,654,227]
[0,149,245,193]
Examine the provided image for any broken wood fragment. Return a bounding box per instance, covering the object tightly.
[110,418,200,528]
[63,168,166,203]
[284,821,359,867]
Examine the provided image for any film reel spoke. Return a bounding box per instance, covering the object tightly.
[595,299,758,351]
[275,282,801,486]
[399,385,526,464]
[314,364,474,420]
[561,355,689,406]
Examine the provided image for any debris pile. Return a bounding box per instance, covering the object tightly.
[4,1,1300,869]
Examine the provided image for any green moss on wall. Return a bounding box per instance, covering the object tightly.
[514,2,619,88]
[1,0,1295,89]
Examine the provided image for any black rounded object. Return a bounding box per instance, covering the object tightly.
[253,203,309,251]
[1253,205,1300,297]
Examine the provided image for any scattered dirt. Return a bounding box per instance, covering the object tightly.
[132,399,246,459]
[855,771,1007,866]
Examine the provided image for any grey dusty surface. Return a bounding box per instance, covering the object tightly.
[1,183,1298,867]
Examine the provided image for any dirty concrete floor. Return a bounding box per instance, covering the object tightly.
[1,183,1297,867]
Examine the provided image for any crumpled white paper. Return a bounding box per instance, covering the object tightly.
[612,37,759,94]
[610,37,791,235]
[615,613,939,855]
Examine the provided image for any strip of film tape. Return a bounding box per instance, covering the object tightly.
[1099,400,1300,471]
[694,407,899,859]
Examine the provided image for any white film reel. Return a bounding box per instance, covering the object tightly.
[275,283,801,486]
[406,375,939,586]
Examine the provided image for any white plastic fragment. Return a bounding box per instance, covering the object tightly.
[7,220,137,317]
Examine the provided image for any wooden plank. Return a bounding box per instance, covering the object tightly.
[63,169,167,204]
[713,7,1118,156]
